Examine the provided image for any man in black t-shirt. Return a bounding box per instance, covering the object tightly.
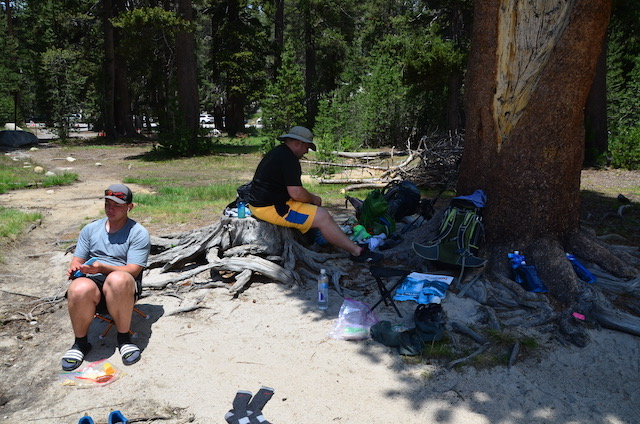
[249,126,382,263]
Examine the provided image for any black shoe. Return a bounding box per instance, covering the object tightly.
[350,249,384,264]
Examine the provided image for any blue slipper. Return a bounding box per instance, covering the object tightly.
[108,410,129,424]
[78,416,94,424]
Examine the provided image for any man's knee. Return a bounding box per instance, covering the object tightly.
[104,271,136,295]
[312,207,334,228]
[67,278,98,299]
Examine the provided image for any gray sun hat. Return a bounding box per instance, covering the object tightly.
[277,126,316,151]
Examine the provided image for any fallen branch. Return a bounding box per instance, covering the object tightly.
[508,341,520,368]
[316,177,395,185]
[342,182,395,192]
[300,159,388,171]
[449,321,488,344]
[165,304,208,316]
[332,151,408,159]
[447,342,491,369]
[0,289,40,298]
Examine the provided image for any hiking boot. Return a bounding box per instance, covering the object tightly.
[350,249,383,264]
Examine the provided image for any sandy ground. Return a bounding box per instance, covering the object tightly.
[1,142,640,424]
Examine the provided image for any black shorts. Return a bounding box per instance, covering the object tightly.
[68,274,143,313]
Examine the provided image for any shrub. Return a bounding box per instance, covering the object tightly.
[608,126,640,169]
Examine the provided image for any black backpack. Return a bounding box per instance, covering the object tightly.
[383,180,421,221]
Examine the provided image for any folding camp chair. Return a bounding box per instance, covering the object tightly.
[94,306,149,340]
[369,265,412,318]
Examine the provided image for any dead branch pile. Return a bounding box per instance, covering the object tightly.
[305,131,464,192]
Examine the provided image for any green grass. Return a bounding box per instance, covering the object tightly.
[0,207,42,239]
[131,183,240,227]
[0,207,42,260]
[0,155,78,194]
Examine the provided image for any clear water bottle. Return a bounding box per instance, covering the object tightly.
[237,201,246,219]
[317,269,329,310]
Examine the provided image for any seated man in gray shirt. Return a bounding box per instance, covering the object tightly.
[61,184,150,371]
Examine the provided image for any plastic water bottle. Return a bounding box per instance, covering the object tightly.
[317,269,329,310]
[566,253,596,284]
[237,201,246,219]
[507,251,526,284]
[73,257,97,278]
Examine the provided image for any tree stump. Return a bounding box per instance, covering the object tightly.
[143,216,343,291]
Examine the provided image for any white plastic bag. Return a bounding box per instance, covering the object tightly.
[329,298,378,341]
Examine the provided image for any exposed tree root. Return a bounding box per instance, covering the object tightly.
[145,216,343,292]
[448,227,640,347]
[566,228,637,279]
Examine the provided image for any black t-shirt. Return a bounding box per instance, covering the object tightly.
[249,143,302,207]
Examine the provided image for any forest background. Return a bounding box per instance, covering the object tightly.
[1,0,640,167]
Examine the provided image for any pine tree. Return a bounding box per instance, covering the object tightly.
[260,41,307,151]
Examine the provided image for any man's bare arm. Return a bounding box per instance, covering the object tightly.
[288,185,322,206]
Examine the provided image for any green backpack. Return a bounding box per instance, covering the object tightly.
[413,198,486,268]
[357,189,396,236]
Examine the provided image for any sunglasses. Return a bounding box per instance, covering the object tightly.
[104,189,128,201]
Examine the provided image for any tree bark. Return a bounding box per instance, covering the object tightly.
[221,0,244,135]
[102,0,116,137]
[459,0,614,306]
[114,43,136,137]
[273,0,284,80]
[111,0,136,138]
[303,2,317,127]
[4,0,13,36]
[176,0,200,149]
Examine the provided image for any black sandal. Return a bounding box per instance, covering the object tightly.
[119,343,141,366]
[61,343,92,371]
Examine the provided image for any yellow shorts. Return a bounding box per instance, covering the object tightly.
[249,200,317,234]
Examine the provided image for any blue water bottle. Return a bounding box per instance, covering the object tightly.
[508,251,526,284]
[237,201,246,219]
[566,253,596,284]
[73,257,97,278]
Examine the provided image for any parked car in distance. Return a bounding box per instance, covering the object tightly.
[200,113,214,125]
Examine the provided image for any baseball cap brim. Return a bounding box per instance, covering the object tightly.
[103,195,127,204]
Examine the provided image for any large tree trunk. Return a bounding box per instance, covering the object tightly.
[458,0,628,307]
[105,0,136,138]
[102,0,116,137]
[4,0,13,36]
[221,0,244,135]
[303,2,317,127]
[113,44,136,137]
[176,0,200,150]
[273,0,284,80]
